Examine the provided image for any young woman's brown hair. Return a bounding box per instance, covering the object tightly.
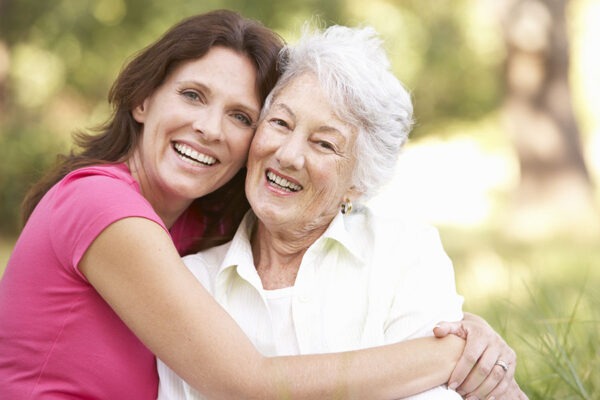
[21,10,283,251]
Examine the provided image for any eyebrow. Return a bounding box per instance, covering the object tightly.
[273,102,348,144]
[316,124,342,134]
[272,103,296,120]
[178,80,260,118]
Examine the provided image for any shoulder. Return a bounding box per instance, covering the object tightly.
[64,162,131,179]
[345,205,438,248]
[345,205,451,279]
[59,163,139,197]
[52,163,155,215]
[52,163,163,241]
[34,163,165,273]
[351,208,463,333]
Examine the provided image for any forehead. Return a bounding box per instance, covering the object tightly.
[166,47,260,104]
[272,74,354,133]
[275,74,324,104]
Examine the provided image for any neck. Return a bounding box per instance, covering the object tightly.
[251,220,327,290]
[126,158,191,228]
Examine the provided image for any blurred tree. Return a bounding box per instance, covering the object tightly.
[0,0,596,239]
[499,0,597,237]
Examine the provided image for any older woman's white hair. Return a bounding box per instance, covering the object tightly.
[262,24,414,200]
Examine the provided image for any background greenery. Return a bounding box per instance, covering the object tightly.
[1,0,598,398]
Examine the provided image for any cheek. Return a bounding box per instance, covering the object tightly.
[235,135,254,160]
[251,125,278,152]
[248,136,272,164]
[314,160,353,200]
[310,168,340,201]
[245,151,263,185]
[336,158,355,186]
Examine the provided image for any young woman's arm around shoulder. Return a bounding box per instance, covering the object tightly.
[80,217,464,399]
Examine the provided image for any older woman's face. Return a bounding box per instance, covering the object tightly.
[246,73,358,232]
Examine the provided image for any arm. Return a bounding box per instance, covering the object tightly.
[80,217,464,399]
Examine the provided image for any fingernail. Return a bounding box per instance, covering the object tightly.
[448,382,458,390]
[489,397,495,400]
[466,397,478,400]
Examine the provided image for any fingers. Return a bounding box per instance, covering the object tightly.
[456,346,502,396]
[433,321,467,339]
[461,361,509,399]
[447,328,487,390]
[468,379,528,400]
[439,312,521,399]
[433,323,451,338]
[461,350,518,400]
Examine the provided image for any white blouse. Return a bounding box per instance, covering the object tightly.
[157,207,463,399]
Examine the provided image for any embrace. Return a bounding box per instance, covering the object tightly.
[0,9,526,400]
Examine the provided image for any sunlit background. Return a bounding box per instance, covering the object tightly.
[1,0,598,397]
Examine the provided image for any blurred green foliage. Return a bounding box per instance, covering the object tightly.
[0,0,502,236]
[1,3,599,397]
[444,226,600,399]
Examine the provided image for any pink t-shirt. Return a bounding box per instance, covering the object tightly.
[0,163,195,399]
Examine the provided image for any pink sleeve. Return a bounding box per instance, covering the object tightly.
[48,171,168,279]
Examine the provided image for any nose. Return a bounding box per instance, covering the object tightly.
[192,106,223,142]
[275,133,305,170]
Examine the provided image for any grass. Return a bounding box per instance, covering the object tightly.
[441,226,600,399]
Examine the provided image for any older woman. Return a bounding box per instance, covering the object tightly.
[158,25,526,399]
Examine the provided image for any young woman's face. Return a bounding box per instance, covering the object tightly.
[131,46,260,211]
[246,73,358,234]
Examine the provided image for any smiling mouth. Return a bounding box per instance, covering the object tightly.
[173,142,217,166]
[266,170,303,192]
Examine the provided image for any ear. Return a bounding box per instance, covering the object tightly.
[344,185,363,203]
[132,98,149,123]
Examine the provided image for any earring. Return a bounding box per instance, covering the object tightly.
[340,198,353,215]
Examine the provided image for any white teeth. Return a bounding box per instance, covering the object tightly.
[174,143,216,166]
[266,171,302,192]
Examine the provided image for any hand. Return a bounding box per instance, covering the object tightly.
[433,312,521,399]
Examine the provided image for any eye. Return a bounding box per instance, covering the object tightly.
[179,89,205,103]
[231,112,253,127]
[312,135,341,153]
[318,141,335,151]
[269,118,289,129]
